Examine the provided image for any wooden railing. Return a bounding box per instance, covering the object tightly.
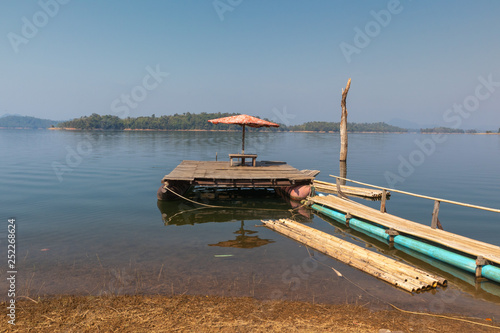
[330,175,500,229]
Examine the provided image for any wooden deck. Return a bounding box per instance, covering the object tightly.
[309,195,500,266]
[162,160,316,187]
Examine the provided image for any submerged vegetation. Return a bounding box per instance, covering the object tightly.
[57,113,408,133]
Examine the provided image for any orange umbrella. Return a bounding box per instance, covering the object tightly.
[208,114,279,153]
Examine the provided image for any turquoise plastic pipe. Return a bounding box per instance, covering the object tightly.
[311,203,500,284]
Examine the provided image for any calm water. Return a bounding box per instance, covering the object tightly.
[1,129,500,318]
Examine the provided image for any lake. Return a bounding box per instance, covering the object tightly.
[1,129,499,318]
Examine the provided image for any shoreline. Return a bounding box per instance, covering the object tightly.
[2,294,498,332]
[44,127,500,134]
[0,127,496,134]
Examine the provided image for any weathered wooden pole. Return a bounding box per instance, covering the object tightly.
[339,161,347,186]
[241,124,245,154]
[340,78,351,162]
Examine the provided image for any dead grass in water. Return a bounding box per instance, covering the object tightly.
[2,294,499,332]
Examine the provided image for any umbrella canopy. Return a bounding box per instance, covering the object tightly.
[208,114,279,153]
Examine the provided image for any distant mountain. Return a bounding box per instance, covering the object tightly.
[0,115,60,129]
[0,113,23,118]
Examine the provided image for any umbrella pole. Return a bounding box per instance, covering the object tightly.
[242,124,245,154]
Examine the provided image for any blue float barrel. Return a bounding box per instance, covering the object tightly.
[311,204,500,284]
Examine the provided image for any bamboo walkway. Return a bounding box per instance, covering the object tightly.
[262,218,445,292]
[309,195,500,266]
[313,180,387,199]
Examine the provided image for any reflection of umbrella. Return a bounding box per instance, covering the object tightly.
[208,114,279,153]
[208,221,274,249]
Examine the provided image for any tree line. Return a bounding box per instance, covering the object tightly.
[57,113,408,132]
[3,114,498,133]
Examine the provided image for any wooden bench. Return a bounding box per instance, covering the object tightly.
[229,153,257,167]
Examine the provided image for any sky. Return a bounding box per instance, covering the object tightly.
[1,0,499,130]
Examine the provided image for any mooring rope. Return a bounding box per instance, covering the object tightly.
[163,186,310,213]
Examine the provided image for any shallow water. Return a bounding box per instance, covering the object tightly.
[1,130,499,318]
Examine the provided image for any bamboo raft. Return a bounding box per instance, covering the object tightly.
[313,180,388,199]
[309,195,500,267]
[262,218,446,292]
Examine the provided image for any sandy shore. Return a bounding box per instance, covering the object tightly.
[2,294,499,332]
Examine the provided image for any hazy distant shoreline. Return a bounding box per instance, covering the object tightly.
[45,127,498,134]
[1,114,498,134]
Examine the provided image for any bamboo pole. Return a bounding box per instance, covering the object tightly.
[330,174,500,214]
[278,218,443,288]
[263,220,420,292]
[380,189,387,213]
[283,219,439,290]
[340,78,351,162]
[262,219,443,292]
[275,222,427,292]
[241,124,245,154]
[431,200,440,229]
[313,180,386,199]
[284,218,443,287]
[339,161,347,185]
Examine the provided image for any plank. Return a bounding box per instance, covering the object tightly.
[310,195,500,265]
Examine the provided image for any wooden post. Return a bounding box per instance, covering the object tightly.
[475,256,487,280]
[345,213,352,227]
[339,161,347,186]
[336,177,348,199]
[241,124,245,154]
[385,228,399,248]
[340,78,351,162]
[380,189,387,213]
[431,200,440,229]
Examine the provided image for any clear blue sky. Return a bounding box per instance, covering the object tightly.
[1,0,499,129]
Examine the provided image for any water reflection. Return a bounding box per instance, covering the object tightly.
[156,188,312,226]
[208,221,274,249]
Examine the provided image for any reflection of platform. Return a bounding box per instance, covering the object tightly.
[162,160,315,187]
[157,189,310,226]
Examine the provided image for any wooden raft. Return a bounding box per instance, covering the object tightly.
[262,219,446,292]
[309,195,500,266]
[162,160,316,187]
[313,180,388,199]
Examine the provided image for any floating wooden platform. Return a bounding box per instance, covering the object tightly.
[313,180,389,199]
[309,195,500,266]
[162,160,317,188]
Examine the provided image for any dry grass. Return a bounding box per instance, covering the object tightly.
[1,294,499,332]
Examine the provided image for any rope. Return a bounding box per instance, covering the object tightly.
[329,174,500,214]
[163,186,310,213]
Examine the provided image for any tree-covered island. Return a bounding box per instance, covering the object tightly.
[56,112,408,133]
